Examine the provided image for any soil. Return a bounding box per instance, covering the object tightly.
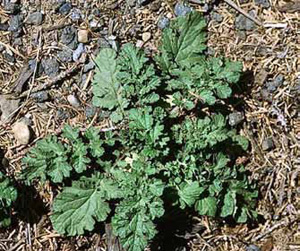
[0,0,299,250]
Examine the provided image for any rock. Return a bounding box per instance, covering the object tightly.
[228,112,244,126]
[26,12,43,25]
[174,2,192,17]
[57,48,73,62]
[0,95,20,123]
[254,0,270,8]
[3,52,15,63]
[260,88,273,102]
[56,108,70,120]
[137,0,150,5]
[85,105,97,118]
[4,3,20,14]
[142,32,151,42]
[78,29,89,43]
[41,58,60,77]
[235,11,257,31]
[89,19,102,31]
[73,43,85,61]
[28,59,44,76]
[67,94,80,108]
[60,26,78,50]
[83,61,95,73]
[30,91,49,102]
[8,14,23,34]
[12,121,31,145]
[127,0,136,7]
[262,137,274,151]
[91,8,101,17]
[59,2,72,14]
[265,74,284,92]
[211,12,223,22]
[157,16,169,29]
[0,23,9,31]
[246,244,261,251]
[70,8,82,21]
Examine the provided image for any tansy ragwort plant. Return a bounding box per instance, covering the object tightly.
[21,12,257,251]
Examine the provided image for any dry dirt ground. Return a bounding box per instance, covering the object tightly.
[0,0,299,250]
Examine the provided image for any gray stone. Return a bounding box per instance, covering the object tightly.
[137,0,150,5]
[4,3,20,14]
[228,112,244,126]
[12,121,31,145]
[59,2,72,14]
[72,43,85,61]
[30,91,49,102]
[83,61,95,73]
[85,105,97,118]
[70,8,82,21]
[260,88,273,102]
[28,59,44,76]
[235,11,257,31]
[265,74,284,92]
[254,0,270,8]
[0,95,20,123]
[41,58,60,77]
[262,137,274,151]
[67,94,80,108]
[57,48,73,62]
[246,244,260,251]
[56,108,70,120]
[211,12,223,22]
[0,23,9,31]
[174,2,192,17]
[8,14,22,33]
[3,52,15,63]
[157,16,169,29]
[26,12,43,25]
[60,26,78,50]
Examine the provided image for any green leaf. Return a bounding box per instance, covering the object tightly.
[221,191,236,217]
[199,90,216,105]
[84,127,105,158]
[178,181,204,208]
[92,48,128,121]
[62,125,80,142]
[196,197,217,217]
[51,176,111,236]
[71,141,90,173]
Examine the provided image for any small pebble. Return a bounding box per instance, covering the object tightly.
[142,32,151,42]
[157,16,169,29]
[41,58,60,77]
[136,40,144,48]
[83,61,95,73]
[59,2,72,14]
[0,23,9,31]
[262,137,274,151]
[67,94,80,108]
[78,29,89,43]
[57,48,73,62]
[254,0,270,8]
[70,8,82,21]
[4,3,20,14]
[30,91,49,102]
[26,12,43,25]
[60,26,78,49]
[174,2,192,17]
[211,12,223,23]
[85,105,97,118]
[73,43,85,61]
[228,112,244,126]
[8,14,22,33]
[246,244,260,251]
[235,11,257,31]
[12,121,31,145]
[265,74,284,92]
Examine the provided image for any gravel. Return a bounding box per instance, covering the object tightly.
[57,48,74,62]
[59,2,72,15]
[254,0,270,8]
[30,91,49,103]
[67,94,80,108]
[174,2,192,17]
[235,11,257,31]
[26,12,43,25]
[60,26,78,50]
[73,43,85,61]
[0,95,20,123]
[0,23,9,31]
[41,58,60,77]
[83,61,95,73]
[265,74,284,92]
[8,14,23,36]
[157,16,169,29]
[12,121,31,145]
[228,112,244,126]
[246,244,261,251]
[262,137,274,151]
